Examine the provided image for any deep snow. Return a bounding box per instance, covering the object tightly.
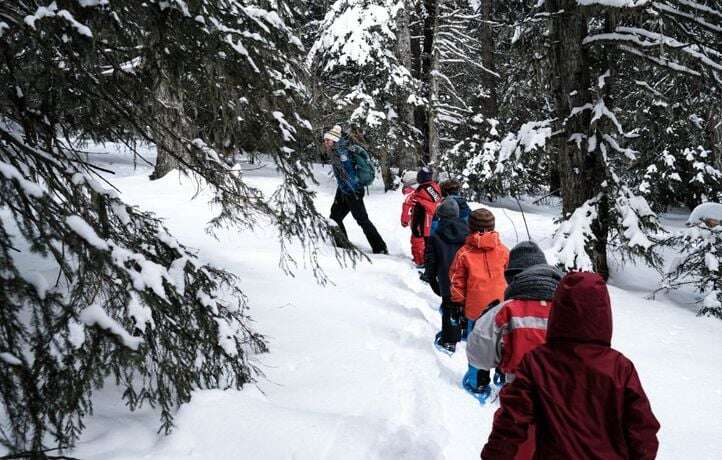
[10,147,722,459]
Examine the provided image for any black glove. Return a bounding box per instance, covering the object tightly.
[419,271,430,284]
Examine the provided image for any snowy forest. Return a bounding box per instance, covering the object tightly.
[1,0,721,458]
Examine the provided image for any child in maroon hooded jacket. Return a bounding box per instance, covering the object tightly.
[481,272,660,460]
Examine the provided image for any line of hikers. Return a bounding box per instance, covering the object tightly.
[321,123,661,458]
[400,167,661,459]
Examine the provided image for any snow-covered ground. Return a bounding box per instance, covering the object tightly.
[28,149,722,458]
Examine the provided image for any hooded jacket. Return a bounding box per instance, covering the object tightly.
[467,264,562,375]
[401,190,425,265]
[424,218,469,298]
[449,231,509,319]
[430,194,471,235]
[481,272,660,460]
[451,195,471,221]
[411,182,442,238]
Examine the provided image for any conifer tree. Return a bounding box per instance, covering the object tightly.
[307,0,422,189]
[0,0,360,455]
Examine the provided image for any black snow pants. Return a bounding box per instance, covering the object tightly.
[330,188,387,253]
[440,297,462,345]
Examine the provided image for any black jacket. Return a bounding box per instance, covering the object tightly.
[424,218,469,298]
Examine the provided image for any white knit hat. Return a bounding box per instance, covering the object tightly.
[401,170,418,187]
[324,125,342,142]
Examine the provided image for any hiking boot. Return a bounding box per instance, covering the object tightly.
[462,365,492,404]
[330,228,354,250]
[493,369,506,387]
[434,332,456,354]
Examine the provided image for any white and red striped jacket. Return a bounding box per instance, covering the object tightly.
[466,298,551,376]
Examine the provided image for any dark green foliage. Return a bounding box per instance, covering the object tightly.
[0,0,361,455]
[662,223,722,319]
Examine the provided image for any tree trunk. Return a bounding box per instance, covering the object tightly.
[428,37,440,165]
[479,0,498,119]
[424,0,441,164]
[151,75,190,180]
[420,0,438,163]
[547,0,608,277]
[707,108,721,173]
[395,1,420,171]
[378,144,395,191]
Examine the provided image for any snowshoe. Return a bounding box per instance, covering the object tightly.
[434,332,456,355]
[462,366,493,404]
[462,380,492,405]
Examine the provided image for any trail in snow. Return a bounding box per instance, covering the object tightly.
[65,150,722,459]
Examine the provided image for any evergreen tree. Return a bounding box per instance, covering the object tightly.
[0,0,360,455]
[439,0,554,200]
[307,0,422,189]
[663,206,722,319]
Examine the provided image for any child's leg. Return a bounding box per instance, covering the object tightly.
[440,300,461,344]
[463,365,492,400]
[447,301,462,343]
[410,235,425,265]
[476,368,491,387]
[461,316,476,340]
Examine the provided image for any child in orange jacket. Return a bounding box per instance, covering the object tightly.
[449,208,509,333]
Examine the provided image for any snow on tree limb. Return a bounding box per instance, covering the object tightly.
[552,199,598,272]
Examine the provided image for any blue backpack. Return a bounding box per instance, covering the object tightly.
[348,144,376,187]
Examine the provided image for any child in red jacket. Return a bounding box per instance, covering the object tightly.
[482,272,660,460]
[463,241,560,404]
[400,170,425,266]
[409,167,441,267]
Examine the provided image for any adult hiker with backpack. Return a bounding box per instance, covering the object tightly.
[324,125,388,254]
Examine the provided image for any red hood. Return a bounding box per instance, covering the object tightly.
[466,231,501,250]
[548,272,612,346]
